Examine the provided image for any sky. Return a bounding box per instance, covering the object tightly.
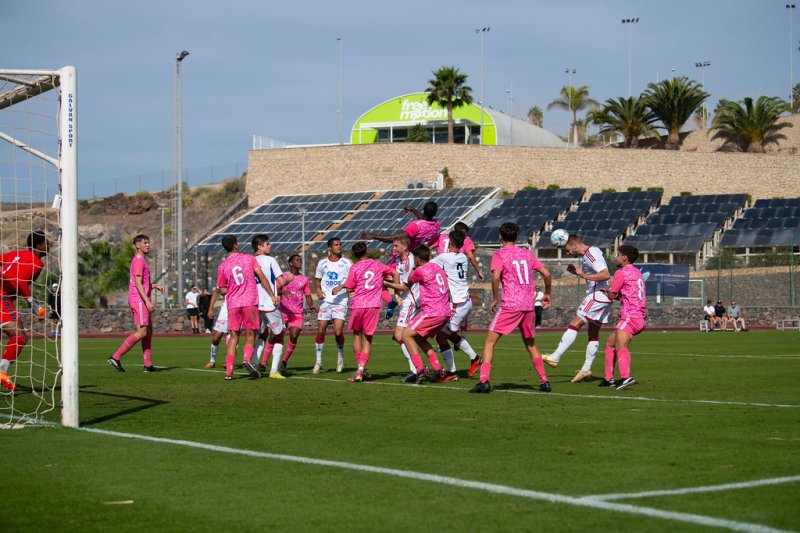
[3,1,797,193]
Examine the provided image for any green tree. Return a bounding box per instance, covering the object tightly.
[78,240,134,308]
[424,66,473,144]
[710,96,792,153]
[547,85,599,144]
[643,76,709,150]
[792,82,800,113]
[589,96,659,148]
[406,123,430,143]
[527,106,543,127]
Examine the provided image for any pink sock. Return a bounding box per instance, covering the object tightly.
[282,342,297,363]
[426,350,442,371]
[243,345,254,364]
[225,354,235,376]
[261,343,274,366]
[618,348,631,379]
[604,347,616,381]
[141,334,152,367]
[360,351,371,368]
[410,353,425,373]
[113,333,139,360]
[531,356,547,383]
[479,360,492,383]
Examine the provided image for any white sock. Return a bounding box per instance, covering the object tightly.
[255,338,265,364]
[441,349,455,373]
[0,359,9,372]
[400,344,416,372]
[315,343,324,365]
[271,344,284,373]
[550,328,579,361]
[582,341,599,372]
[337,344,344,358]
[457,338,478,359]
[210,343,218,362]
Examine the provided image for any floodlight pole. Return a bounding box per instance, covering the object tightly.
[622,18,639,97]
[789,5,796,101]
[300,208,307,279]
[475,27,490,145]
[175,50,189,302]
[695,61,711,128]
[337,37,343,144]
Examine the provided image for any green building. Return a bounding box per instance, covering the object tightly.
[350,92,565,147]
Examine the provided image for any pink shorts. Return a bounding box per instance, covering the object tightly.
[130,300,150,327]
[349,307,380,335]
[282,309,304,329]
[408,313,449,338]
[489,308,535,338]
[616,316,646,337]
[228,305,260,332]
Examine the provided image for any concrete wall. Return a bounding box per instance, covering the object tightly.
[246,143,799,207]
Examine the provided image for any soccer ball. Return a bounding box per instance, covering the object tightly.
[550,228,569,248]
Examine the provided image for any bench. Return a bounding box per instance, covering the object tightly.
[776,319,800,331]
[699,320,710,332]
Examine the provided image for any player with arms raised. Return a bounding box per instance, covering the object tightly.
[599,244,646,390]
[108,234,164,373]
[0,231,49,389]
[470,222,552,394]
[543,234,612,383]
[314,237,353,373]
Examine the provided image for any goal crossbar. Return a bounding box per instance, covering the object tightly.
[0,72,59,111]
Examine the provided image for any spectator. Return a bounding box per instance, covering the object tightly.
[534,283,544,328]
[197,288,212,333]
[185,285,200,334]
[703,300,718,330]
[727,300,747,332]
[47,282,61,337]
[714,300,728,331]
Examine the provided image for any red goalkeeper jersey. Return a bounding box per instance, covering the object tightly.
[0,249,44,300]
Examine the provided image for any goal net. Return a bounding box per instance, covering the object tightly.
[0,67,78,428]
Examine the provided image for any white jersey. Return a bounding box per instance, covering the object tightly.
[315,256,353,306]
[580,246,609,295]
[393,253,413,298]
[432,251,469,304]
[256,254,283,312]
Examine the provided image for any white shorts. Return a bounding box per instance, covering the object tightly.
[213,304,229,334]
[576,292,612,325]
[318,301,348,322]
[260,308,285,335]
[396,294,418,328]
[447,299,473,333]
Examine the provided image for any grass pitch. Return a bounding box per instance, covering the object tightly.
[4,330,800,532]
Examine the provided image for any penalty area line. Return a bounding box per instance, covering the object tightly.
[76,426,790,533]
[585,475,800,501]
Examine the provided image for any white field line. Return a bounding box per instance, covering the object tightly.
[585,475,800,502]
[77,426,793,533]
[166,367,800,409]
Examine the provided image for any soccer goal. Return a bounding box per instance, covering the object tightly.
[0,67,78,428]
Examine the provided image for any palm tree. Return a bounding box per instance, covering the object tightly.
[547,85,599,144]
[527,106,543,127]
[78,240,134,308]
[710,96,792,153]
[792,82,800,113]
[643,76,709,150]
[425,66,473,144]
[589,96,659,148]
[406,123,430,143]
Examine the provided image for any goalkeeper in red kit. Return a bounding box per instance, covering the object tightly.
[0,231,49,391]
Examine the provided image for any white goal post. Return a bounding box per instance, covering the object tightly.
[0,67,78,428]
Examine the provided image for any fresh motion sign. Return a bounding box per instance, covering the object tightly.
[399,99,447,122]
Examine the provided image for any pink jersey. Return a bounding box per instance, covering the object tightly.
[343,259,393,309]
[490,246,544,311]
[408,261,451,317]
[404,219,441,250]
[217,253,260,310]
[280,272,310,315]
[129,254,151,305]
[610,264,647,321]
[434,233,476,255]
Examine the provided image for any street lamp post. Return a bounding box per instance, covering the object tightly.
[506,85,513,144]
[175,50,189,303]
[475,27,490,145]
[789,5,796,101]
[695,60,711,128]
[158,202,167,306]
[299,208,308,279]
[622,18,639,97]
[566,67,576,146]
[337,37,343,144]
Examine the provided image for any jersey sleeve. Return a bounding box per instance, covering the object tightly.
[343,266,356,290]
[589,248,608,272]
[408,268,423,284]
[530,254,545,272]
[302,277,311,296]
[462,236,476,254]
[404,220,420,238]
[610,270,625,294]
[314,260,325,280]
[490,253,503,272]
[131,257,144,279]
[217,264,228,288]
